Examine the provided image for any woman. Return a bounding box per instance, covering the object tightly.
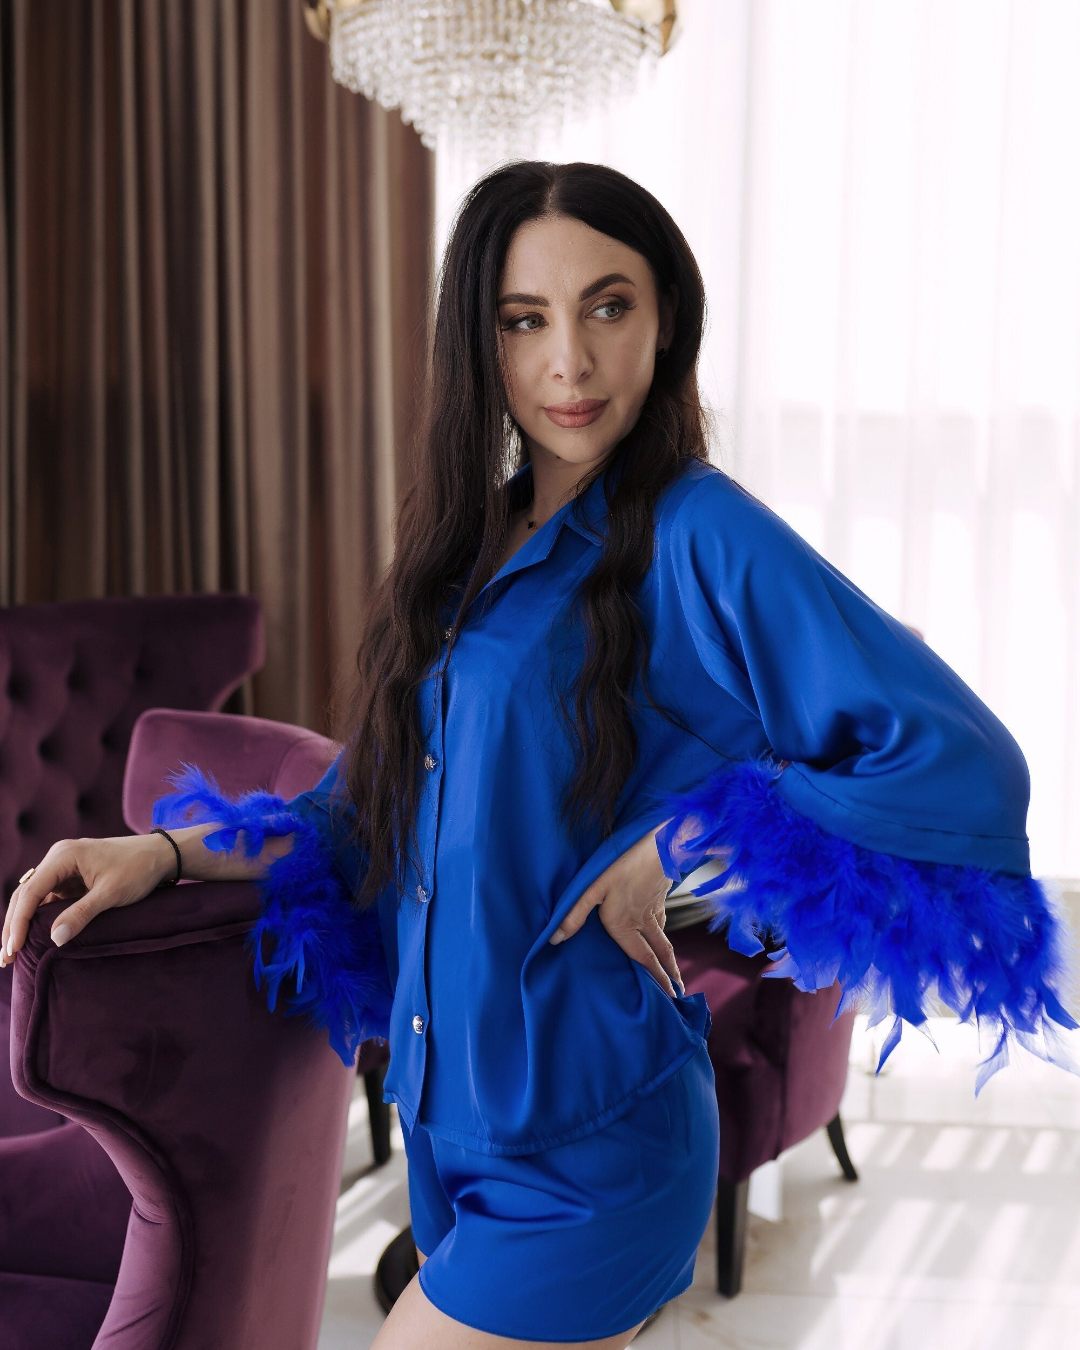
[2,161,1073,1349]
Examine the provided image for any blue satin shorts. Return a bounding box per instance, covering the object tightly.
[402,1041,719,1343]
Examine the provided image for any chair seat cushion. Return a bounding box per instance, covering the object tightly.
[0,1271,113,1350]
[0,1122,130,1283]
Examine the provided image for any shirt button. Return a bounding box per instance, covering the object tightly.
[424,754,437,770]
[412,1014,425,1034]
[416,883,429,903]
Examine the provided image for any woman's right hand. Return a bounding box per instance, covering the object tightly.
[0,832,179,968]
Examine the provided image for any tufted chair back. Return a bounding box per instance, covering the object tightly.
[0,594,263,904]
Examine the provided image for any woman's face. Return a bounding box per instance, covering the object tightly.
[496,214,676,476]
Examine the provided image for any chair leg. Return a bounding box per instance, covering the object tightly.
[715,1176,749,1298]
[374,1225,419,1314]
[364,1062,392,1166]
[826,1112,858,1182]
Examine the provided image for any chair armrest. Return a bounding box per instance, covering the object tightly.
[9,880,354,1350]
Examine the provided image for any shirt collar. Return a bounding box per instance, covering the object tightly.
[452,458,613,620]
[508,457,615,549]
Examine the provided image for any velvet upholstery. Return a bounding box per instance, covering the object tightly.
[9,878,354,1349]
[121,708,337,835]
[0,594,263,1141]
[670,921,855,1185]
[3,707,357,1349]
[0,594,263,899]
[356,1039,391,1078]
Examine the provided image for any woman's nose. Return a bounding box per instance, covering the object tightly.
[547,325,593,385]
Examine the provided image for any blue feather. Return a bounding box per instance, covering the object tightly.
[654,758,1078,1093]
[153,763,393,1067]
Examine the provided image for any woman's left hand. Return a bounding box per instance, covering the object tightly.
[548,822,685,999]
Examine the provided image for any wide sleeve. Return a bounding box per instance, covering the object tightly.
[151,750,393,1067]
[653,472,1077,1091]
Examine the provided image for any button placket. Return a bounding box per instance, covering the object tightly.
[397,665,444,1116]
[388,666,446,1123]
[417,738,440,898]
[415,665,445,904]
[392,895,430,1119]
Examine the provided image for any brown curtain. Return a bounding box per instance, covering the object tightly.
[0,0,435,735]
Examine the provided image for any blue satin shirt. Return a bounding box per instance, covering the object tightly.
[267,457,1058,1155]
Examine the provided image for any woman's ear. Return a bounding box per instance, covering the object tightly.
[659,283,679,351]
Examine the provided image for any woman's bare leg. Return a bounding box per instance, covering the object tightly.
[371,1246,649,1350]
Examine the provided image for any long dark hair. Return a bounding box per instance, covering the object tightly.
[334,161,711,909]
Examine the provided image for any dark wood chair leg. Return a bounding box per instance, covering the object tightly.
[826,1112,858,1182]
[374,1225,419,1314]
[364,1061,392,1166]
[715,1176,749,1298]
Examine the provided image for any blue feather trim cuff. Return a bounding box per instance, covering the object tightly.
[654,759,1078,1093]
[152,763,393,1067]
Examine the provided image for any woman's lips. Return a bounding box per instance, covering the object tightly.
[543,399,609,428]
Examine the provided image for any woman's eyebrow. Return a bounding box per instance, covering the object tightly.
[497,272,637,307]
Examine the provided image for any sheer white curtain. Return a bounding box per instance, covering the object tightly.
[435,0,1080,878]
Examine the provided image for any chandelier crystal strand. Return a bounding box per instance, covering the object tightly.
[326,1,663,168]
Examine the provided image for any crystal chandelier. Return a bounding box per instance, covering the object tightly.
[302,1,680,166]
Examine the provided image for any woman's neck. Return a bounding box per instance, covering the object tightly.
[520,448,610,530]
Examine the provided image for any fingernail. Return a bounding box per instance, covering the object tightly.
[52,924,72,947]
[550,930,565,945]
[5,935,13,956]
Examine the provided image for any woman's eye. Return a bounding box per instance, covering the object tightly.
[503,299,632,332]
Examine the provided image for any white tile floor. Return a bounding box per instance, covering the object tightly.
[318,1015,1080,1348]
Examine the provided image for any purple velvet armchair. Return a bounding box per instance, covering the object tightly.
[670,919,857,1296]
[3,707,360,1349]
